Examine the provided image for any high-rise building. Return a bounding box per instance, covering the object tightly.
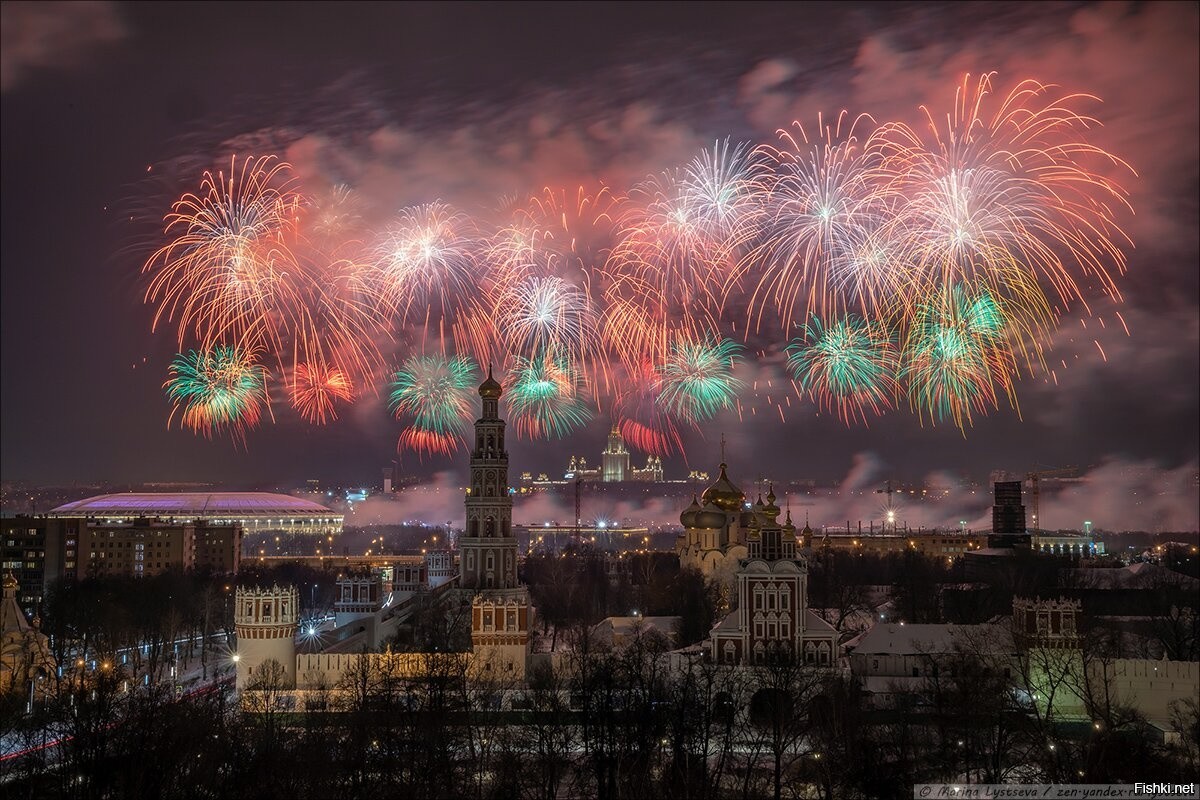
[458,368,532,678]
[565,426,663,483]
[2,515,240,614]
[601,426,631,482]
[989,480,1031,549]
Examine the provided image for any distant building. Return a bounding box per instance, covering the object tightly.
[989,480,1032,549]
[424,549,456,589]
[1,516,65,613]
[810,530,986,557]
[566,426,664,483]
[591,616,681,650]
[334,571,384,628]
[49,492,342,536]
[843,621,1016,703]
[78,519,241,580]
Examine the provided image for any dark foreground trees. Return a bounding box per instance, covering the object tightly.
[4,640,1197,799]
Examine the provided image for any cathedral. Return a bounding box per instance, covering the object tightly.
[677,461,754,582]
[676,461,835,666]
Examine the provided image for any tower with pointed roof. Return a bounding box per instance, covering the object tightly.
[601,424,632,482]
[460,368,532,678]
[460,366,517,592]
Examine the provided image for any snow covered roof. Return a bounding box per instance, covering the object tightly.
[844,622,1014,656]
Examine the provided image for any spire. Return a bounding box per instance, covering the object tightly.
[479,364,503,399]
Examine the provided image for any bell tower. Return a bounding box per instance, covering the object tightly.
[459,367,532,679]
[460,366,516,590]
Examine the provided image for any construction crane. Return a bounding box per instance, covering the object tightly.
[1024,467,1077,533]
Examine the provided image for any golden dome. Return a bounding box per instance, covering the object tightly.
[479,364,503,399]
[694,501,728,530]
[701,462,745,512]
[680,495,702,528]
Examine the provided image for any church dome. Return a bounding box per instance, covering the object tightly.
[701,463,745,512]
[479,365,503,399]
[763,486,781,522]
[680,496,702,528]
[694,501,728,530]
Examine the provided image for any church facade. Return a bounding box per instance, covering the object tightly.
[708,490,836,666]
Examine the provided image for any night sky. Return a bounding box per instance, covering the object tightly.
[2,2,1197,491]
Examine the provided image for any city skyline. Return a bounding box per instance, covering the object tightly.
[2,3,1196,491]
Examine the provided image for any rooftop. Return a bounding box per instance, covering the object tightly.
[844,622,1014,656]
[49,492,338,518]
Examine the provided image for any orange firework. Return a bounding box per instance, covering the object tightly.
[290,362,354,424]
[144,155,309,356]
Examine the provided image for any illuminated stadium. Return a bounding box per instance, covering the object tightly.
[49,492,343,535]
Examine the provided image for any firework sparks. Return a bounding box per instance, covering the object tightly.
[505,354,593,439]
[787,314,898,425]
[388,354,479,455]
[164,346,270,441]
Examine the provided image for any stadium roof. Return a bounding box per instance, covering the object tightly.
[49,492,338,519]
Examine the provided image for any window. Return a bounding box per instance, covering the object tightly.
[507,609,517,630]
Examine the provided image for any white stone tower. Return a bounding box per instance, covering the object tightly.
[458,368,532,679]
[234,584,299,690]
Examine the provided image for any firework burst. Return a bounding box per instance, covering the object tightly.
[901,283,1018,429]
[164,346,271,440]
[505,354,593,439]
[787,314,898,425]
[388,354,479,455]
[290,362,354,424]
[144,155,308,354]
[658,335,744,423]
